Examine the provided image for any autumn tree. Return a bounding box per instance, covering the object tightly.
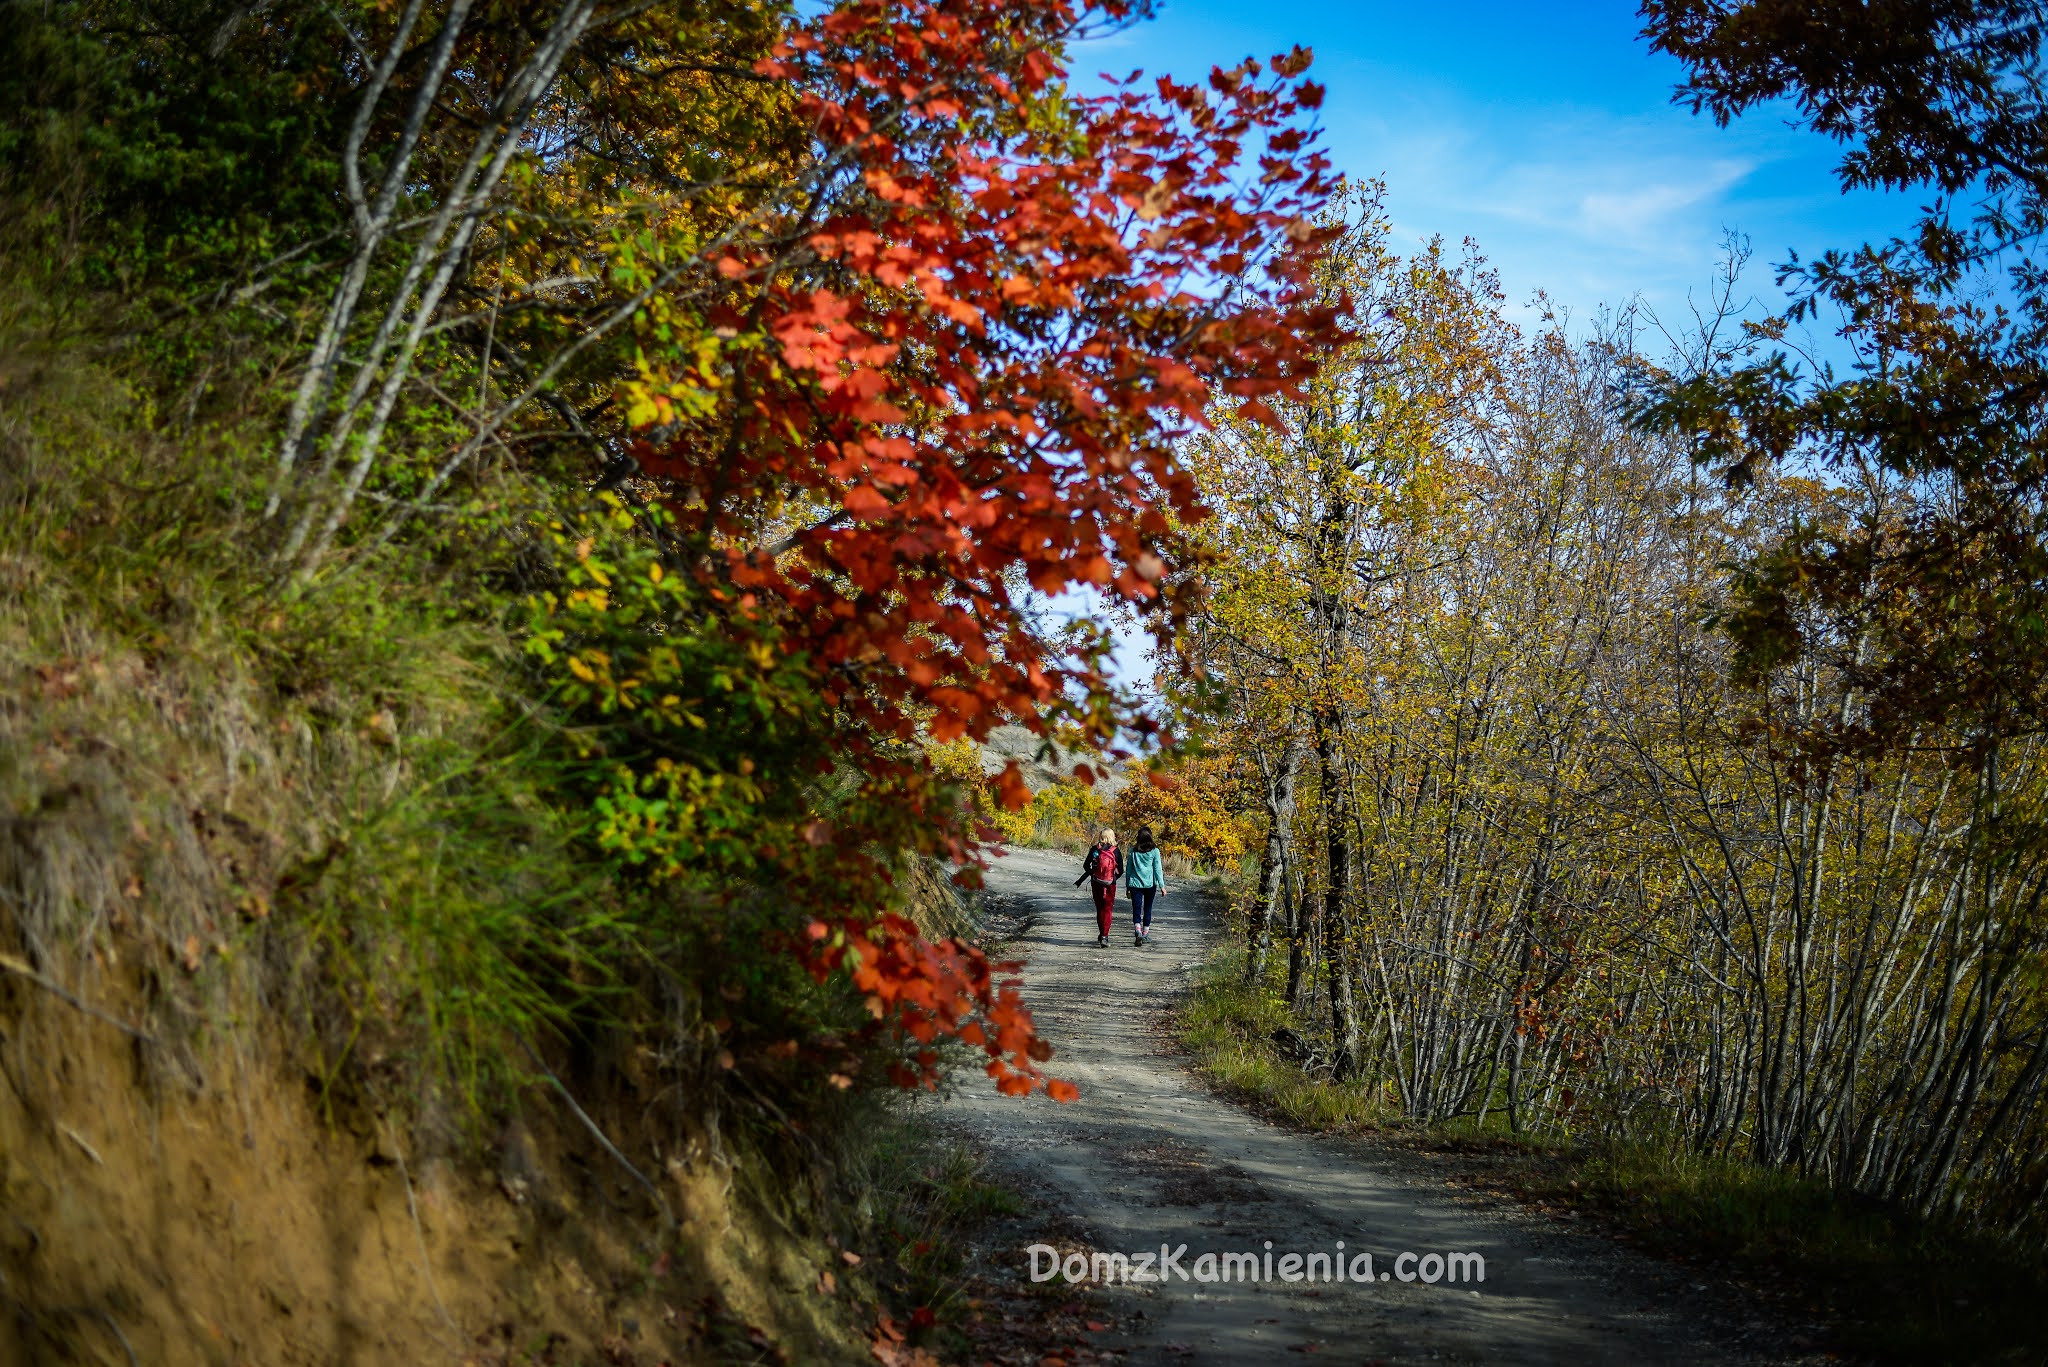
[1176,187,1509,1076]
[157,0,1338,1096]
[2,0,1343,1110]
[1623,0,2048,1221]
[1638,0,2048,754]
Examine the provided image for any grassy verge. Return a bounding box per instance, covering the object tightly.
[832,1102,1150,1366]
[1176,945,1398,1132]
[1559,1147,2047,1365]
[1176,940,2048,1366]
[832,1104,1024,1339]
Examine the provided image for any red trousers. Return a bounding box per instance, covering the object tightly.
[1089,881,1116,937]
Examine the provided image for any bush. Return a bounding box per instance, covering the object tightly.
[1019,782,1106,850]
[1110,757,1256,870]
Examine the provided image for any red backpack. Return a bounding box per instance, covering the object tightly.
[1092,845,1117,882]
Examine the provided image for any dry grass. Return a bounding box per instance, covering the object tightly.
[0,301,592,1112]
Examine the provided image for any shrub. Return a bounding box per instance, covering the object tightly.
[1021,782,1106,850]
[1111,758,1256,870]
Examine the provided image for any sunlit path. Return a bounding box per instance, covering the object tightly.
[943,847,1781,1366]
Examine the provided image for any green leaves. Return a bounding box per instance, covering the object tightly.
[524,495,828,885]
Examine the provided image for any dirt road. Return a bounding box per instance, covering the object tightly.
[940,846,1794,1366]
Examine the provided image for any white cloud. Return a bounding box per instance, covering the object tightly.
[1574,161,1753,244]
[1329,97,1786,317]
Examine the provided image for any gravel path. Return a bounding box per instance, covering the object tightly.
[939,846,1790,1367]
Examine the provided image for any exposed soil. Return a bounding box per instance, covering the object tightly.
[937,847,1820,1367]
[0,963,856,1367]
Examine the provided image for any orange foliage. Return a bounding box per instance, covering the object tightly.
[806,914,1078,1100]
[621,0,1339,1093]
[632,0,1339,777]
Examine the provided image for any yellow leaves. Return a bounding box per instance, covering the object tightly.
[625,384,665,429]
[1113,758,1255,868]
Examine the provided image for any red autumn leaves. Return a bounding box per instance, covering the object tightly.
[634,0,1337,754]
[808,914,1079,1101]
[627,0,1339,1099]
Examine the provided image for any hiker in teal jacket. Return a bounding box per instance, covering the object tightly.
[1124,826,1165,947]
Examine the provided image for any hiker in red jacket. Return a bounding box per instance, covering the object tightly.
[1073,828,1123,948]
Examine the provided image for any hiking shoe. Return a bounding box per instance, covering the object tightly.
[1133,932,1143,947]
[1096,933,1108,948]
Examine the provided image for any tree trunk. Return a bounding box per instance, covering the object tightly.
[1246,736,1305,984]
[1283,862,1308,1007]
[1316,710,1362,1078]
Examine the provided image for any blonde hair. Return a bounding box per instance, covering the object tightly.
[1099,828,1117,845]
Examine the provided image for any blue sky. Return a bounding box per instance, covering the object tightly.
[1059,0,1916,697]
[1072,0,1916,330]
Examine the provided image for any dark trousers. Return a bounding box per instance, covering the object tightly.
[1089,881,1116,937]
[1128,885,1157,930]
